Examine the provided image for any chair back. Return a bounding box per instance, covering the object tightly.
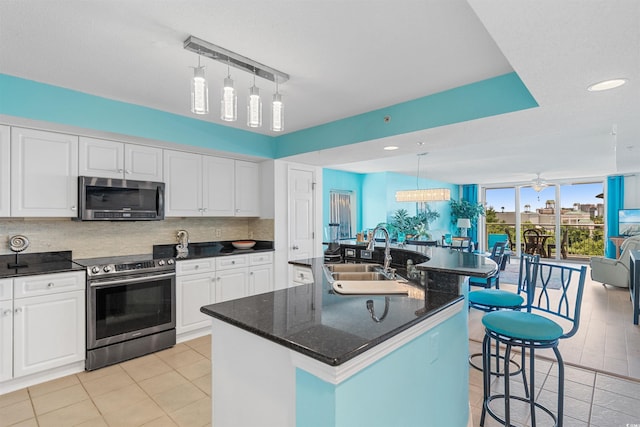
[526,260,587,339]
[518,254,539,296]
[620,236,640,263]
[488,234,508,252]
[489,241,506,263]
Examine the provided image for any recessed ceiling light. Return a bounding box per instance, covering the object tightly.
[383,146,399,151]
[587,78,628,92]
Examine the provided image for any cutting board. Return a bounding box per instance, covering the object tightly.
[332,280,409,295]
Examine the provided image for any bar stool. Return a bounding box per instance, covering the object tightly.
[480,260,587,427]
[468,254,538,387]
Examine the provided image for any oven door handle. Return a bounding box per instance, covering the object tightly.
[89,272,175,287]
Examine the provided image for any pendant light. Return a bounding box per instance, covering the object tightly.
[190,55,209,115]
[395,153,451,202]
[247,70,262,128]
[271,78,284,132]
[220,59,237,121]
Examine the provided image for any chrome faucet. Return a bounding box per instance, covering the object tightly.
[367,226,392,273]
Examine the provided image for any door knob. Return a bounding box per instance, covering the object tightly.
[292,245,299,250]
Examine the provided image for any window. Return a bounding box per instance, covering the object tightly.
[329,190,355,239]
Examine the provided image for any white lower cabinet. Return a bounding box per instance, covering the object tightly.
[1,272,85,383]
[176,272,216,335]
[176,252,273,338]
[0,278,13,382]
[176,259,216,336]
[216,268,249,303]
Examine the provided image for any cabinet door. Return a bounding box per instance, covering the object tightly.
[234,160,260,216]
[216,268,248,303]
[79,137,124,179]
[11,127,79,217]
[0,299,12,382]
[124,144,163,181]
[163,150,203,217]
[249,264,273,296]
[203,156,235,216]
[0,125,10,217]
[13,290,85,378]
[176,272,215,335]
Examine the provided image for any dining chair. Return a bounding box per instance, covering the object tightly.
[480,260,588,427]
[523,228,543,256]
[469,242,506,289]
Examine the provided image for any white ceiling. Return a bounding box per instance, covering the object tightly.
[1,0,638,186]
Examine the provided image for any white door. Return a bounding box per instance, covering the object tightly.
[13,290,85,378]
[176,272,215,335]
[288,167,315,261]
[79,137,124,179]
[11,127,79,217]
[0,125,10,217]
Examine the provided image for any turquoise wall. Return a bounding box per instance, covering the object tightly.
[296,305,469,427]
[0,72,537,165]
[323,170,458,237]
[0,74,274,158]
[274,72,537,158]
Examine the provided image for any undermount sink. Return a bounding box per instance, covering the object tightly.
[331,272,388,281]
[324,263,383,273]
[323,263,409,295]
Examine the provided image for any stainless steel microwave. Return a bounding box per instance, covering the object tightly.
[77,176,165,221]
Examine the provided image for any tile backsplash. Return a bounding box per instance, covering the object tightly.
[0,217,274,258]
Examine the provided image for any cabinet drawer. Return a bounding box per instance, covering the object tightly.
[291,265,313,284]
[0,278,12,301]
[216,255,249,271]
[14,271,85,298]
[177,258,216,275]
[249,251,273,266]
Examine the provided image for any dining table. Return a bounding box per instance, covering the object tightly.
[524,232,553,258]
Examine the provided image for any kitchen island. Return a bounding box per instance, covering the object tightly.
[201,245,497,427]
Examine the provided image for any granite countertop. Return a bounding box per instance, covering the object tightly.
[0,251,85,279]
[201,255,464,367]
[153,240,274,260]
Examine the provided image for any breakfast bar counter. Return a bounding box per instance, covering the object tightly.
[201,245,497,427]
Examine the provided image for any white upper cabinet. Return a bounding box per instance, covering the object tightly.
[235,160,260,217]
[204,156,235,216]
[79,137,163,181]
[0,126,9,217]
[164,150,204,216]
[165,149,260,217]
[11,127,79,217]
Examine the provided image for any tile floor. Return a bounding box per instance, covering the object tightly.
[2,261,640,427]
[0,335,212,427]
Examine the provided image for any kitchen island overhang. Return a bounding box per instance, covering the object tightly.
[201,246,497,427]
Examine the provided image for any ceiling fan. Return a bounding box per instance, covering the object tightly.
[531,173,548,192]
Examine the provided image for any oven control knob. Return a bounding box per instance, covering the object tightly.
[103,265,112,273]
[91,266,100,274]
[158,260,165,266]
[167,259,174,265]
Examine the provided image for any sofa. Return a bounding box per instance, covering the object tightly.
[590,235,640,287]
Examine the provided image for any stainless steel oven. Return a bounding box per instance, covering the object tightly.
[79,255,176,371]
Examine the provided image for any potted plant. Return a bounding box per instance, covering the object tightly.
[450,200,484,235]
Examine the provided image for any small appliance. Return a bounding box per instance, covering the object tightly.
[324,223,342,263]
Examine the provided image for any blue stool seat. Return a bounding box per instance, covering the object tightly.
[469,289,524,310]
[482,311,564,342]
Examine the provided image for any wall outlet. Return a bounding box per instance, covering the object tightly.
[215,228,221,238]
